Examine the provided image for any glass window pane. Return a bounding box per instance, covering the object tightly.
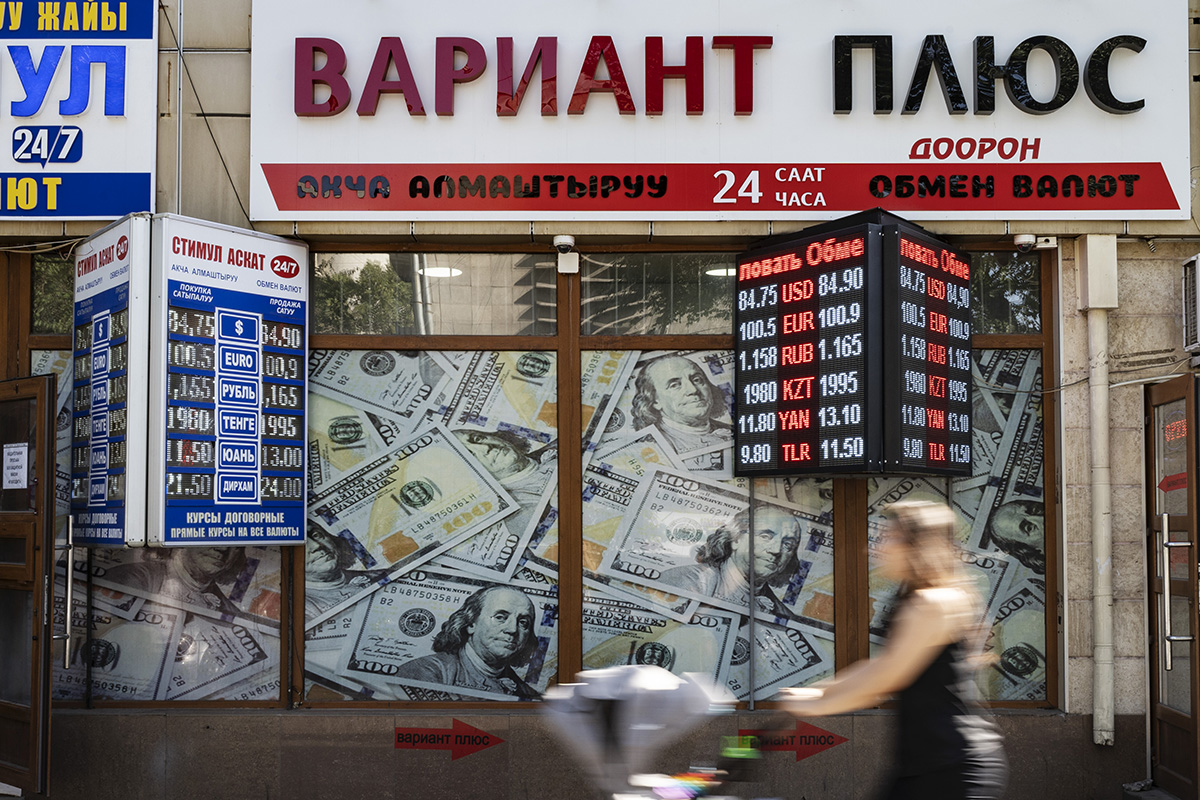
[31,351,73,547]
[1160,594,1192,712]
[970,251,1041,335]
[867,351,1046,701]
[866,477,950,656]
[578,350,832,702]
[0,588,33,705]
[953,348,1046,701]
[751,477,835,701]
[52,547,283,701]
[580,253,735,335]
[312,253,556,336]
[304,350,559,702]
[0,397,37,512]
[1153,398,1188,517]
[32,253,74,335]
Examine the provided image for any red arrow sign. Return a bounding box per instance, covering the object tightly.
[1158,472,1187,493]
[739,720,848,762]
[395,719,505,760]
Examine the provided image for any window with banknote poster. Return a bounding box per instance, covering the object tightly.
[865,252,1053,703]
[299,252,563,701]
[28,249,289,705]
[17,244,1052,707]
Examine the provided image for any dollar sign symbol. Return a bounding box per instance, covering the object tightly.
[235,320,244,335]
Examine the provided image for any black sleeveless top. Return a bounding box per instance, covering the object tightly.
[894,632,1005,775]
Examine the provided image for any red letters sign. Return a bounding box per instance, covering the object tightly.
[394,719,505,760]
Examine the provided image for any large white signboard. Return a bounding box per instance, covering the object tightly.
[249,0,1189,221]
[148,215,309,546]
[72,213,151,546]
[0,0,157,218]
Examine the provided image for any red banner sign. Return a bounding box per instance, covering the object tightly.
[262,162,1177,216]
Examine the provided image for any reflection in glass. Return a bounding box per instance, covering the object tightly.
[970,251,1041,335]
[867,477,950,656]
[51,547,283,702]
[1154,399,1188,517]
[580,253,735,335]
[30,351,73,547]
[312,253,556,336]
[1160,594,1191,713]
[949,348,1046,701]
[576,350,833,702]
[32,253,74,335]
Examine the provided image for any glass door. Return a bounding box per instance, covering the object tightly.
[0,375,56,796]
[1146,375,1199,800]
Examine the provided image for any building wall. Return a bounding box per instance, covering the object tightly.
[18,0,1200,796]
[1058,239,1194,720]
[42,709,1145,800]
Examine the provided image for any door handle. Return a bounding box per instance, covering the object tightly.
[51,515,73,669]
[1160,514,1194,672]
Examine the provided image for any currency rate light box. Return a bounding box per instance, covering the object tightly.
[733,218,972,476]
[72,214,152,546]
[148,214,309,546]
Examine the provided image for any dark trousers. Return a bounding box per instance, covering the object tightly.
[880,751,1009,800]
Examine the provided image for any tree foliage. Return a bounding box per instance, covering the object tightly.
[312,255,416,335]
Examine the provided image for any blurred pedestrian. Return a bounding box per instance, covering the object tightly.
[782,501,1007,799]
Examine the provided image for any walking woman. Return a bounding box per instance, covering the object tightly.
[782,500,1008,799]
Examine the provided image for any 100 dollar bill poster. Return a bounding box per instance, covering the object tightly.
[44,345,1047,703]
[297,347,1046,703]
[303,349,564,700]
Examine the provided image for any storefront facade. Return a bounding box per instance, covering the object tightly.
[0,1,1197,798]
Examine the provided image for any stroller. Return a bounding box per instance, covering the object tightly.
[543,665,766,800]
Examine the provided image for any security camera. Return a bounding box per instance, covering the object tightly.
[553,234,576,254]
[1013,234,1037,253]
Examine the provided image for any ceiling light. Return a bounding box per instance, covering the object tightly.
[420,267,462,278]
[705,267,737,277]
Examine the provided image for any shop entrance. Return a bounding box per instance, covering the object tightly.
[0,375,56,795]
[1146,375,1200,799]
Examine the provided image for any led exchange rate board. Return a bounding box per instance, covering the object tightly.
[733,213,971,476]
[148,214,309,545]
[883,228,973,473]
[735,224,882,474]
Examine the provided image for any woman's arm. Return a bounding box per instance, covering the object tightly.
[781,589,962,716]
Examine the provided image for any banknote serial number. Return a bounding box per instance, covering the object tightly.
[386,588,457,603]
